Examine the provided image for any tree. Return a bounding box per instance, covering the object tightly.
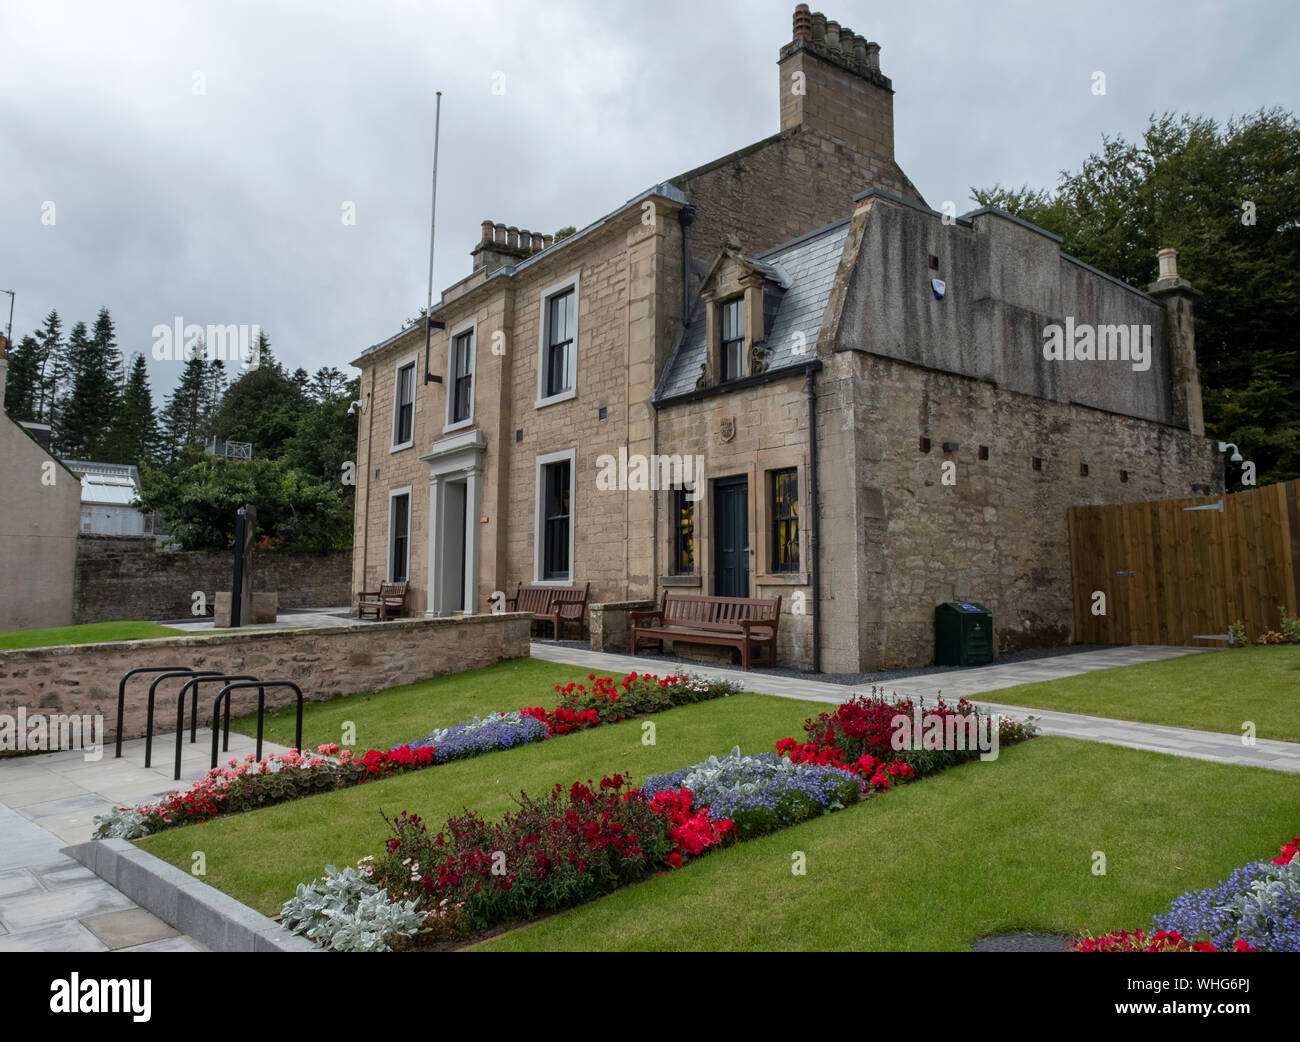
[307,366,349,402]
[60,309,126,460]
[211,352,306,460]
[55,321,96,457]
[2,335,41,420]
[201,358,227,433]
[283,376,359,484]
[137,454,351,552]
[31,309,64,425]
[120,353,162,465]
[973,108,1300,487]
[160,348,210,459]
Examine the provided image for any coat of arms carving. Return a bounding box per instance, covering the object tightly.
[719,417,736,443]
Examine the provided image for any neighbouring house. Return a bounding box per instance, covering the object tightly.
[0,333,81,631]
[62,460,148,536]
[349,5,1220,672]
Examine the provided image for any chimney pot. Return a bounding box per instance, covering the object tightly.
[865,41,881,72]
[531,231,545,251]
[853,36,868,69]
[825,19,840,51]
[480,220,494,243]
[811,10,826,44]
[792,4,812,40]
[543,234,554,249]
[507,226,519,249]
[1157,247,1179,280]
[494,222,507,244]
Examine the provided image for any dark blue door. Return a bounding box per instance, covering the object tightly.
[713,477,749,597]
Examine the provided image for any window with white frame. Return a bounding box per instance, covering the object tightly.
[388,488,411,581]
[447,324,475,429]
[537,278,578,405]
[534,450,575,581]
[392,358,416,449]
[720,297,744,382]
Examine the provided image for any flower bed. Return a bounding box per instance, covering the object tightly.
[775,690,1037,784]
[641,746,863,837]
[1072,835,1300,952]
[406,711,549,762]
[282,773,734,947]
[93,671,739,840]
[283,692,1043,951]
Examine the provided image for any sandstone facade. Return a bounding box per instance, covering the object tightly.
[349,6,1220,673]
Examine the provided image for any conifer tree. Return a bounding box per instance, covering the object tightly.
[120,353,161,465]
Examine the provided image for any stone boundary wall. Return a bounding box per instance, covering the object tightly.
[73,535,353,624]
[0,613,532,744]
[589,600,655,653]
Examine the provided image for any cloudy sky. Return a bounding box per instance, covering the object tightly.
[3,0,1295,398]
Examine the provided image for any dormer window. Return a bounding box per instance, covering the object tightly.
[720,297,745,381]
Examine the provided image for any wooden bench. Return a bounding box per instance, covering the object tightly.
[630,591,781,670]
[357,581,409,621]
[505,581,590,640]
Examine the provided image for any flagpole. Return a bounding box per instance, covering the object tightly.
[423,91,444,385]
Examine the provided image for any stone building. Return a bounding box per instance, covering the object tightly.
[0,333,81,632]
[349,5,1219,672]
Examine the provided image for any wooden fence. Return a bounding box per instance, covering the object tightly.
[1068,480,1300,645]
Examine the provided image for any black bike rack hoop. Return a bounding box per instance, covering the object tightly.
[144,670,222,768]
[173,674,262,781]
[210,680,303,769]
[115,666,192,759]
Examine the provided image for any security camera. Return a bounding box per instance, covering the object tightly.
[347,400,362,416]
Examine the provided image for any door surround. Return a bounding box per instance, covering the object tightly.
[419,428,487,617]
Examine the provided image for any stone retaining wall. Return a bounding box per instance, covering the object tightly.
[73,535,353,624]
[0,613,531,744]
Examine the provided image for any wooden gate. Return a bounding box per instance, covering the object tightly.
[1068,480,1300,645]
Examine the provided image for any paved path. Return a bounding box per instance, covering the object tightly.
[0,729,292,952]
[530,643,1300,774]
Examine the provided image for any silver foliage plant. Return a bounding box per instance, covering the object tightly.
[1225,853,1300,950]
[92,802,158,840]
[280,865,426,953]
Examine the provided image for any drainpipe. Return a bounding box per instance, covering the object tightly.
[360,373,374,592]
[678,204,696,324]
[805,365,821,673]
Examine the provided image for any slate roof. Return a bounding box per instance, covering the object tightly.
[655,218,850,401]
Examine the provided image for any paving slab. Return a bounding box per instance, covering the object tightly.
[0,727,284,953]
[531,643,1299,774]
[0,919,108,952]
[81,907,180,949]
[118,935,208,953]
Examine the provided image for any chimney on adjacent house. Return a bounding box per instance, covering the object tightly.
[779,5,896,160]
[1148,247,1205,435]
[471,219,555,273]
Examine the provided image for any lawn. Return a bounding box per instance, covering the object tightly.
[986,645,1300,742]
[139,664,1300,949]
[476,736,1300,951]
[139,691,819,916]
[0,620,186,650]
[229,657,609,753]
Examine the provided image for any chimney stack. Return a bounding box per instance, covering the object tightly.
[778,7,896,161]
[1148,247,1205,436]
[471,218,556,273]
